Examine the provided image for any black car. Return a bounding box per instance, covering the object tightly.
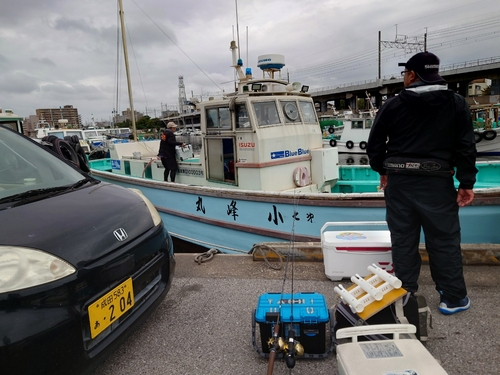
[0,125,175,374]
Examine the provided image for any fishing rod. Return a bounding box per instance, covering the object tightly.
[265,194,304,374]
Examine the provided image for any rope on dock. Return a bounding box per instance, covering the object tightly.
[194,248,220,264]
[250,243,284,270]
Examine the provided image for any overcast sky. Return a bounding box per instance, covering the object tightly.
[1,0,498,124]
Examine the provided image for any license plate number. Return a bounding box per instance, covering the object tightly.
[88,278,135,339]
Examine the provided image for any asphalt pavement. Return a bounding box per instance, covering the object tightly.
[94,253,500,375]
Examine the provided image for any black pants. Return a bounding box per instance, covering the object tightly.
[384,174,467,302]
[160,158,177,182]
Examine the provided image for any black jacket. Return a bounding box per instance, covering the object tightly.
[367,83,477,189]
[158,129,182,169]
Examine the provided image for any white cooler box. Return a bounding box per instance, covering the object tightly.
[321,221,393,281]
[337,324,448,375]
[175,144,194,161]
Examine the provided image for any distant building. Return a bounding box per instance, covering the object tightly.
[468,78,491,97]
[491,79,500,96]
[114,108,144,124]
[23,115,41,137]
[36,105,81,128]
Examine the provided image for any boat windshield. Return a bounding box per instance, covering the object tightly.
[206,107,231,129]
[235,104,250,129]
[299,101,318,123]
[65,130,84,139]
[0,126,85,201]
[253,101,280,127]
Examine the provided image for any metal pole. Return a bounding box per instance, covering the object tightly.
[378,31,381,80]
[118,0,137,141]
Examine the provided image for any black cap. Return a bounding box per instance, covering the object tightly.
[399,52,446,84]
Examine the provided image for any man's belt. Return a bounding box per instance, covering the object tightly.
[384,157,454,177]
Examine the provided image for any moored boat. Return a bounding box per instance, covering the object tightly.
[471,103,500,156]
[88,42,500,254]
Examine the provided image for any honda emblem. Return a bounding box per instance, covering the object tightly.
[113,228,128,242]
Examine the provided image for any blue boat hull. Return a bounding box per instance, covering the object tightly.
[91,170,500,254]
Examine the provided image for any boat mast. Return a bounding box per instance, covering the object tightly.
[118,0,137,141]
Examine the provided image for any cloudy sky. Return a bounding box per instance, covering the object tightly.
[1,0,498,125]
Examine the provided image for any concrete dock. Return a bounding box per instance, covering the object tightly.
[94,253,499,375]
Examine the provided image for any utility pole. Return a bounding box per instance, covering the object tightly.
[378,27,426,79]
[178,75,187,115]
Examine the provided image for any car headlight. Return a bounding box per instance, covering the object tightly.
[128,188,162,226]
[0,246,76,293]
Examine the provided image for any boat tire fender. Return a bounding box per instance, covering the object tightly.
[328,127,335,134]
[329,139,337,147]
[293,166,310,187]
[346,140,354,149]
[482,130,497,141]
[52,138,80,167]
[359,141,367,150]
[474,132,482,143]
[75,144,91,172]
[360,157,369,165]
[346,157,355,164]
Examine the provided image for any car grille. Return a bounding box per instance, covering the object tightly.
[81,250,165,352]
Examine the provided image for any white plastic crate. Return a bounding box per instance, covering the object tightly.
[321,222,393,281]
[336,324,448,375]
[176,144,194,161]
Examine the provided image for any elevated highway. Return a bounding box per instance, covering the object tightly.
[311,56,500,112]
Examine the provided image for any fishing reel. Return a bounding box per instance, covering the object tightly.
[267,330,304,369]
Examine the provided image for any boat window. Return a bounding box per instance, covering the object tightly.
[365,119,373,129]
[235,104,251,129]
[299,101,317,123]
[253,101,280,127]
[280,100,301,124]
[352,120,364,129]
[66,131,83,139]
[206,107,232,129]
[85,130,99,137]
[48,131,65,138]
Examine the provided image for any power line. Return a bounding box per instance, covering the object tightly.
[288,14,500,84]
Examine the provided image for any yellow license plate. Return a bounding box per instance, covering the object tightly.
[88,278,135,339]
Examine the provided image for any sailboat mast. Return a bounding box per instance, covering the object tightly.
[118,0,137,141]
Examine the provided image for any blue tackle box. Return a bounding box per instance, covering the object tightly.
[253,292,331,357]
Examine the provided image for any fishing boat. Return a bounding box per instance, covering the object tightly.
[0,108,23,133]
[87,28,500,254]
[322,112,374,165]
[471,103,500,156]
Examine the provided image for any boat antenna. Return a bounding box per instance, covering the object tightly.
[235,0,241,60]
[118,0,137,141]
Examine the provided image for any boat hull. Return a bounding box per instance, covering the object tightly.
[90,169,500,254]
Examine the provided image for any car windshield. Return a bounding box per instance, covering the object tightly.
[0,126,87,202]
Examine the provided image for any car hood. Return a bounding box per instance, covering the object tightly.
[0,182,154,267]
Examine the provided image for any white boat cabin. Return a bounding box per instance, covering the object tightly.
[106,50,339,193]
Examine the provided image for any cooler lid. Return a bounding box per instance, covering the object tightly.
[323,230,391,248]
[255,292,329,323]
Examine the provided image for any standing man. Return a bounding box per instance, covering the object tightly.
[158,122,184,182]
[367,52,477,315]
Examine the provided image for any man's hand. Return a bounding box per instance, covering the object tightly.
[457,188,474,207]
[379,175,388,191]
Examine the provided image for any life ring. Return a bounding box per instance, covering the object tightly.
[293,166,310,187]
[329,139,337,147]
[346,140,354,149]
[359,141,367,150]
[346,157,355,164]
[482,130,497,141]
[474,132,482,143]
[328,127,335,134]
